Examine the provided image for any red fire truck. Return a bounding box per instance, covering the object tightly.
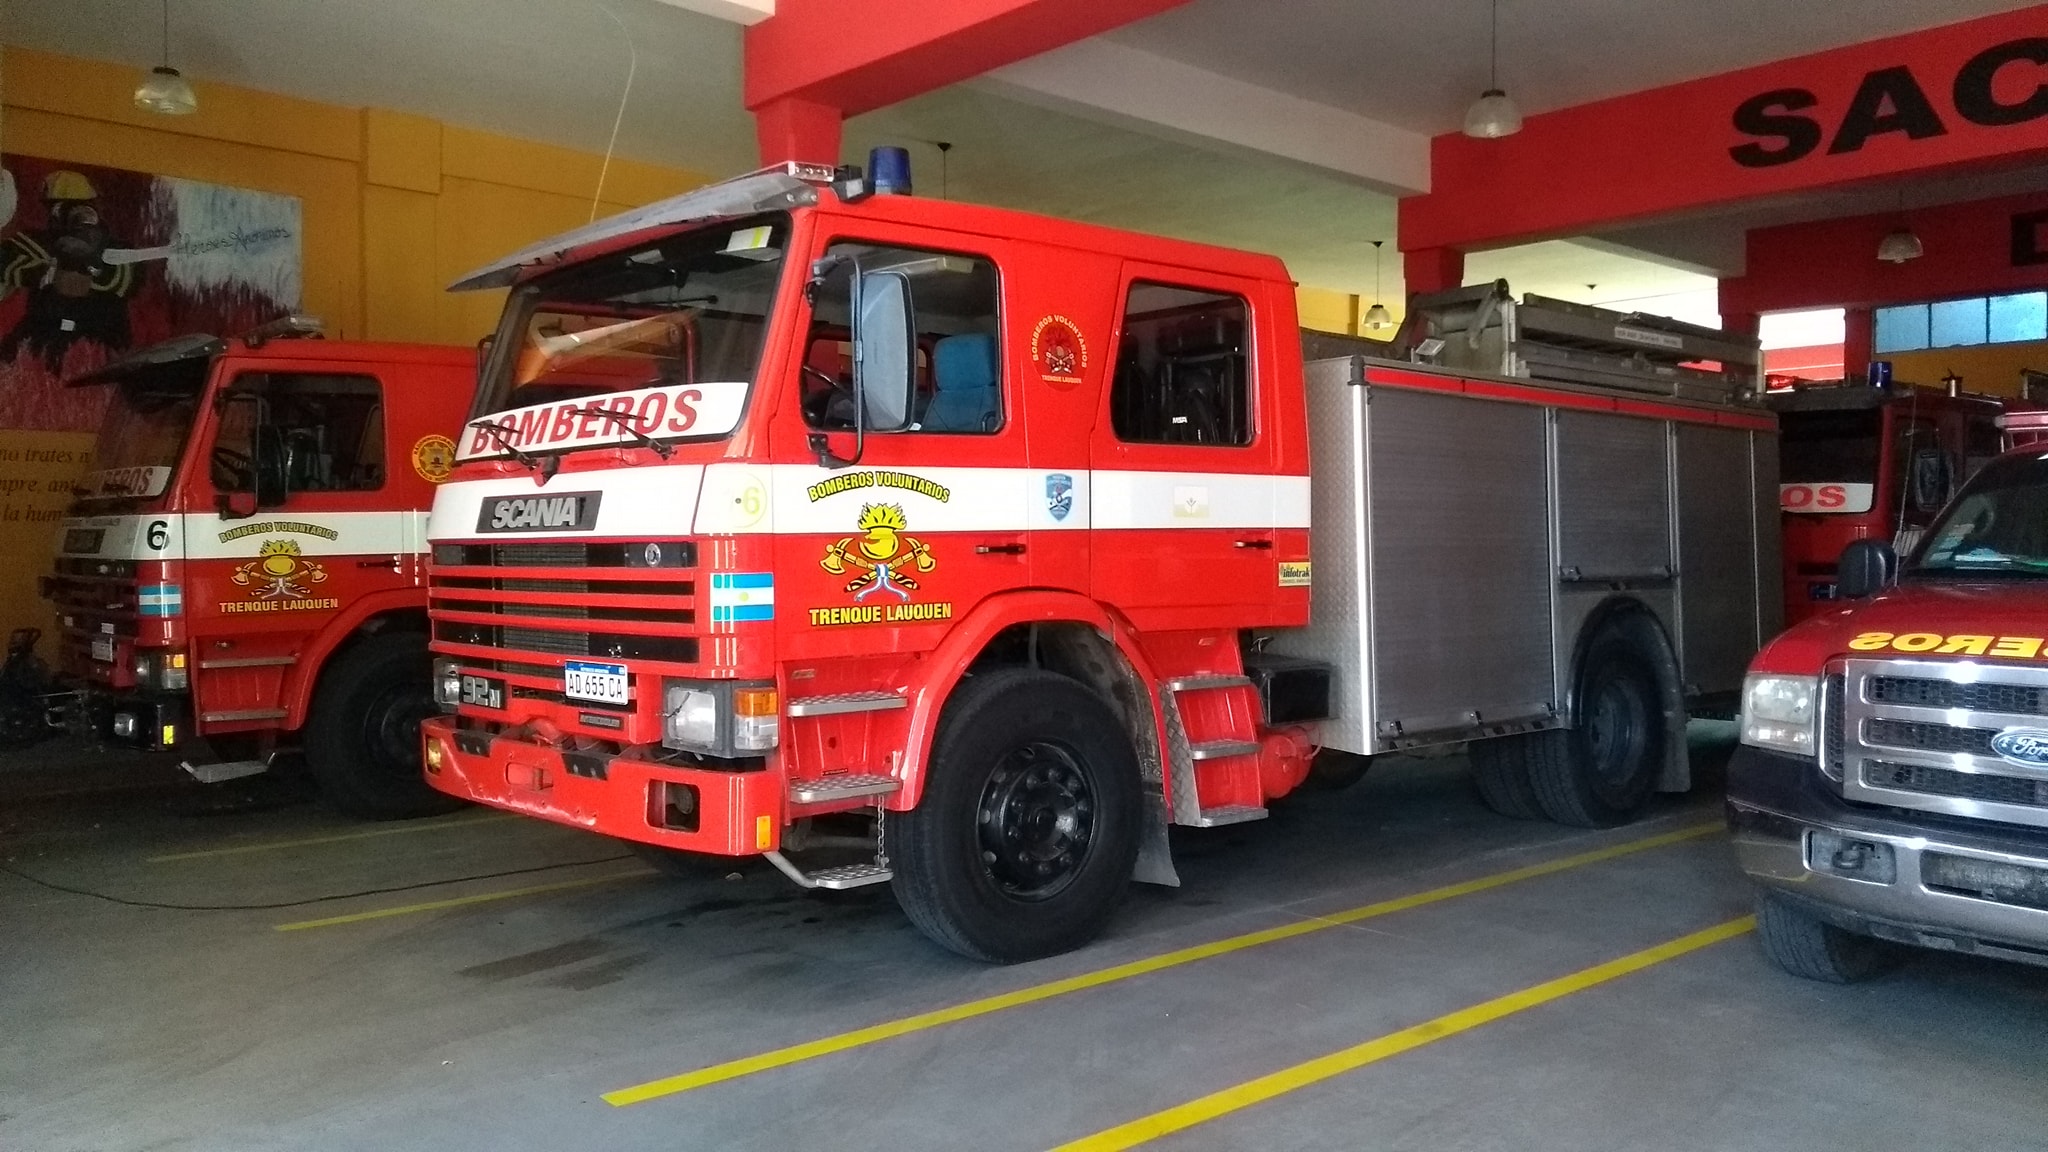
[420,158,1776,961]
[46,321,473,818]
[1765,378,2015,628]
[1730,426,2048,981]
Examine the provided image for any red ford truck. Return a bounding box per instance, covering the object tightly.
[1765,378,2016,628]
[420,157,1776,961]
[45,321,473,817]
[1731,439,2048,981]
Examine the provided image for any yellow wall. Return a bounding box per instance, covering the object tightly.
[1295,285,1403,337]
[0,48,717,639]
[1891,341,2048,399]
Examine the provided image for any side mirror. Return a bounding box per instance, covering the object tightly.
[217,489,260,520]
[1837,539,1898,600]
[854,268,915,432]
[252,423,288,507]
[475,334,496,392]
[1910,447,1949,513]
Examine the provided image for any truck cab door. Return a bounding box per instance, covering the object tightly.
[1088,268,1296,632]
[774,233,1027,651]
[192,366,396,728]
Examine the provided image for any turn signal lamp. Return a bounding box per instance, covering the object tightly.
[733,687,779,753]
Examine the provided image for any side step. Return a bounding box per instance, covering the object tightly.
[1192,805,1268,828]
[763,851,893,890]
[181,758,271,784]
[1188,739,1261,761]
[786,691,905,718]
[789,774,901,804]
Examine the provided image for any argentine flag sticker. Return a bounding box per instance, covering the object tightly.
[138,584,184,617]
[708,572,774,624]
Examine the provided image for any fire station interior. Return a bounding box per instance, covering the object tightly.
[4,2,2048,1149]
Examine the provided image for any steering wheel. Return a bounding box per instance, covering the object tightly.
[212,446,253,484]
[801,364,856,428]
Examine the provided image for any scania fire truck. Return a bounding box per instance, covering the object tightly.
[1766,377,2017,628]
[46,322,473,817]
[421,157,1777,961]
[1732,415,2048,981]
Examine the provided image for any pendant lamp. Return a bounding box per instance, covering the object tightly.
[1364,241,1394,331]
[134,0,198,116]
[1463,0,1521,139]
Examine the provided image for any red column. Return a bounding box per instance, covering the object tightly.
[1844,307,1875,379]
[1403,247,1465,296]
[754,96,843,167]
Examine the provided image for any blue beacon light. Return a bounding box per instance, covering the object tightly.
[869,147,913,196]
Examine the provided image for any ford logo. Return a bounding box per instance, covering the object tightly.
[1989,728,2048,767]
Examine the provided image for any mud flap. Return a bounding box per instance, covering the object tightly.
[1132,783,1180,886]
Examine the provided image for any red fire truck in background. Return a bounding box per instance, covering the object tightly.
[1766,377,2022,627]
[44,321,473,818]
[420,157,1776,961]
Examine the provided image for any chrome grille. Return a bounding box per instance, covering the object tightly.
[428,539,699,667]
[1843,658,2048,830]
[1820,672,1845,781]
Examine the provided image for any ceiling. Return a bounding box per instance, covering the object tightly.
[5,0,2034,316]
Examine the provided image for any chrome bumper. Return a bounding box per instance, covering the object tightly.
[1728,747,2048,969]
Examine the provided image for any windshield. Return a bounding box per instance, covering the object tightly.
[71,359,211,506]
[461,214,789,462]
[1780,409,1880,483]
[1910,453,2048,577]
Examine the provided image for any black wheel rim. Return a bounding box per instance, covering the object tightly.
[361,681,434,781]
[1584,663,1652,787]
[975,739,1096,901]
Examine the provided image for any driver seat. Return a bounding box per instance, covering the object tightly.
[922,334,998,433]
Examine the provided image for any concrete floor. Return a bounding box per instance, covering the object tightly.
[3,731,2046,1152]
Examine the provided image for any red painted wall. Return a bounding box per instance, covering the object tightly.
[1401,5,2048,255]
[1722,188,2048,316]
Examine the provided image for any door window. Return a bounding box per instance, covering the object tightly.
[213,373,385,494]
[803,243,1002,435]
[1110,283,1252,446]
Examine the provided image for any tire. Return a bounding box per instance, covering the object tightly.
[1469,735,1546,820]
[304,631,461,820]
[1305,748,1371,791]
[1755,892,1902,983]
[888,668,1141,963]
[1531,629,1666,828]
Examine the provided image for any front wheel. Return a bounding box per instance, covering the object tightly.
[1755,893,1902,983]
[304,631,462,820]
[888,668,1141,963]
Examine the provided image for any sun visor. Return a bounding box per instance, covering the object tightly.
[447,171,819,293]
[68,332,224,386]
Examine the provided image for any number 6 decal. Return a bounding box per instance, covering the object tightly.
[146,520,170,550]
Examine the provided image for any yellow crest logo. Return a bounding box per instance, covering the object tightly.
[232,539,329,600]
[820,503,936,601]
[411,434,457,484]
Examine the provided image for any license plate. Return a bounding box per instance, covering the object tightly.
[459,674,505,710]
[564,660,628,705]
[91,637,115,663]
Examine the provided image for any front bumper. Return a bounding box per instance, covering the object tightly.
[1727,746,2048,968]
[47,684,189,749]
[420,716,782,855]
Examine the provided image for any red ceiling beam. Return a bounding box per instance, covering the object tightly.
[745,0,1191,164]
[1399,5,2048,259]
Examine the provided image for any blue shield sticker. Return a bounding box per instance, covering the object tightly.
[1046,473,1073,522]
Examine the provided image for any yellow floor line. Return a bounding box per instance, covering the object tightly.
[149,812,517,863]
[1050,915,1756,1152]
[603,820,1720,1107]
[272,869,650,932]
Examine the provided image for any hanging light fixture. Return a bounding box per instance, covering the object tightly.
[1364,241,1394,331]
[1463,0,1522,139]
[1877,226,1924,263]
[134,0,198,116]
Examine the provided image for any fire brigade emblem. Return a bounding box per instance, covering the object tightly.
[233,540,329,600]
[821,503,936,601]
[1046,473,1074,522]
[411,434,457,483]
[1030,314,1089,388]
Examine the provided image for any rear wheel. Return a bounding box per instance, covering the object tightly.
[304,631,461,820]
[1469,735,1546,820]
[1305,748,1371,791]
[1530,630,1665,827]
[888,668,1140,963]
[1756,893,1902,983]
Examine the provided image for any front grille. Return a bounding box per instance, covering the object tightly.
[432,620,699,665]
[1864,718,1996,757]
[1868,675,2048,716]
[433,541,697,569]
[1862,761,2048,808]
[1843,658,2048,831]
[1821,673,1845,780]
[429,537,700,670]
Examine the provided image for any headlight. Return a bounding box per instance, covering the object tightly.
[662,680,778,756]
[133,650,189,691]
[1741,674,1816,756]
[433,658,462,711]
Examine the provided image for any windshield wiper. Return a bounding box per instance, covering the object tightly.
[572,405,674,460]
[467,419,559,480]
